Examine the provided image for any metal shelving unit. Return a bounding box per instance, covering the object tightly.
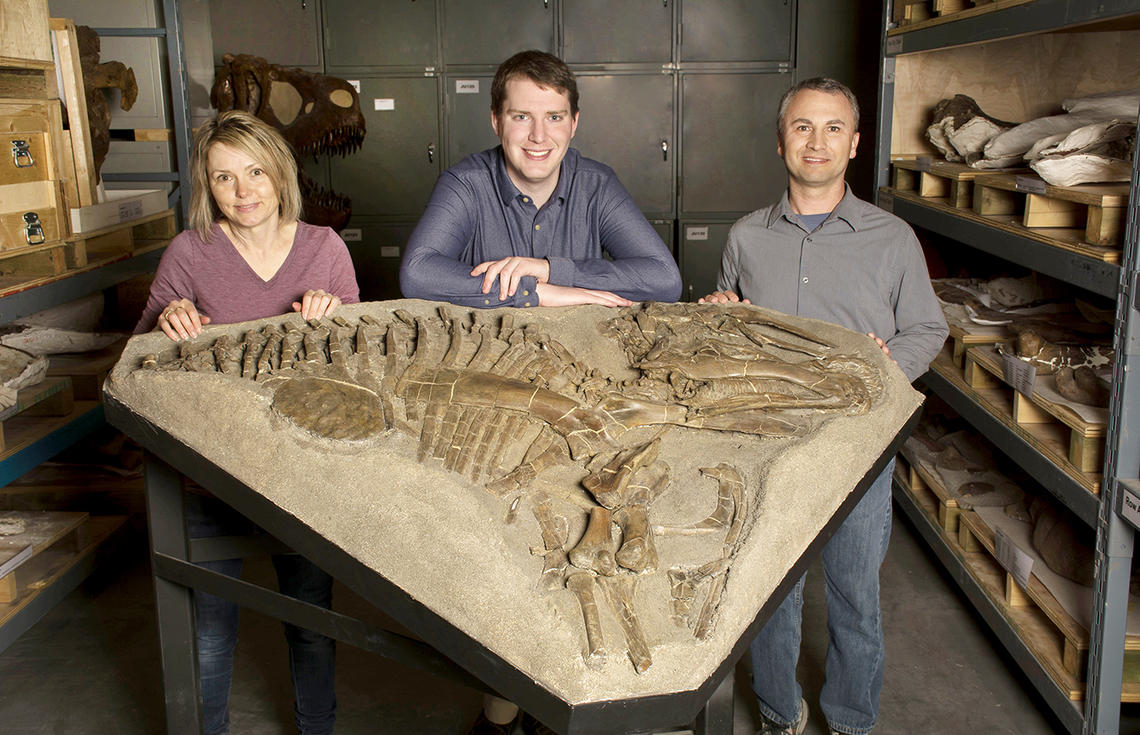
[875,1,1140,733]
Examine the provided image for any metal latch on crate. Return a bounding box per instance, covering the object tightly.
[11,139,34,168]
[23,212,45,245]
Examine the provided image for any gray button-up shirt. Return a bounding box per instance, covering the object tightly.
[717,186,948,381]
[401,147,681,308]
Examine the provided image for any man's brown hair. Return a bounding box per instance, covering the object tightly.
[490,50,579,117]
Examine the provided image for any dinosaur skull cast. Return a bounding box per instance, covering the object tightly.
[211,53,366,232]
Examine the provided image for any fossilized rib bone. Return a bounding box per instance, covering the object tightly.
[565,572,606,669]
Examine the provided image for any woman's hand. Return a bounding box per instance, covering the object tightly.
[159,298,209,341]
[293,289,341,320]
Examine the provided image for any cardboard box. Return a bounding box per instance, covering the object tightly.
[69,188,167,235]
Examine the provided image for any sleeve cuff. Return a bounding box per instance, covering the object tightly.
[509,275,540,308]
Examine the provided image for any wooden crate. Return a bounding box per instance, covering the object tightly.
[0,376,74,452]
[973,173,1129,248]
[928,345,1102,495]
[894,0,1035,31]
[0,510,89,604]
[47,338,128,401]
[0,0,53,67]
[48,18,98,210]
[0,98,65,253]
[896,449,963,533]
[964,346,1105,475]
[891,158,1018,210]
[958,510,1140,701]
[945,322,1005,369]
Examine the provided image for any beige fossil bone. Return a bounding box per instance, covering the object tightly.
[565,571,606,669]
[600,574,653,674]
[569,506,619,577]
[532,494,570,591]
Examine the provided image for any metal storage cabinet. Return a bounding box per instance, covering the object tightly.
[339,219,416,301]
[679,0,794,64]
[441,0,554,68]
[208,0,323,69]
[443,74,498,167]
[680,72,790,216]
[323,0,438,72]
[329,75,440,218]
[561,0,672,65]
[678,221,733,302]
[573,73,675,219]
[875,2,1140,733]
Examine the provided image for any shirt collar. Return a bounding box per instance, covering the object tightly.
[767,183,863,232]
[492,146,579,206]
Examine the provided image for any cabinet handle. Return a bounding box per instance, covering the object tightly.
[543,0,549,8]
[661,139,669,161]
[427,143,435,163]
[301,0,306,8]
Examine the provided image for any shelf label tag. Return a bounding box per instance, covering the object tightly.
[886,36,903,55]
[1001,353,1036,397]
[1015,176,1046,195]
[374,98,395,111]
[686,226,709,241]
[456,79,480,94]
[381,246,401,258]
[995,527,1033,591]
[877,191,894,213]
[340,228,362,242]
[1122,490,1140,529]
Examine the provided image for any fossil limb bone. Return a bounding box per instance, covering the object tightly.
[582,437,661,509]
[531,494,570,591]
[600,574,652,674]
[565,572,606,669]
[569,507,618,576]
[613,461,668,573]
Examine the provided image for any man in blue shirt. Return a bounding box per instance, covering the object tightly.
[400,50,681,308]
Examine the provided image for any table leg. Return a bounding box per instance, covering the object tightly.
[692,668,734,735]
[145,451,202,734]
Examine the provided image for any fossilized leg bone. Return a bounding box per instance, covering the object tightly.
[565,572,606,669]
[600,574,652,674]
[569,507,618,576]
[613,461,668,573]
[531,494,569,591]
[582,437,660,509]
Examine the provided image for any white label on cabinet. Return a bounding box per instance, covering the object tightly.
[456,79,480,94]
[877,191,894,213]
[374,98,396,111]
[1122,490,1140,528]
[686,226,709,241]
[381,246,401,258]
[340,228,362,242]
[886,36,903,55]
[1001,353,1036,397]
[347,80,361,93]
[995,527,1033,590]
[1015,175,1047,194]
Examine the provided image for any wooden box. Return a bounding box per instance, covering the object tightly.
[69,188,168,235]
[0,99,64,252]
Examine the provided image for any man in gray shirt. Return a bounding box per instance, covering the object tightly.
[701,78,947,735]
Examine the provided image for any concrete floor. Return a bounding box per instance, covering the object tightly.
[0,507,1124,734]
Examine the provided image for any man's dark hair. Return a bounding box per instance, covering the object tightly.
[491,50,579,117]
[777,77,860,135]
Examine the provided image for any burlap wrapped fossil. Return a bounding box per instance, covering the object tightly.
[105,300,921,709]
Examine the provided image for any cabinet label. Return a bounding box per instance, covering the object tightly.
[877,191,894,213]
[995,527,1033,591]
[381,246,400,258]
[886,36,903,55]
[456,79,480,94]
[686,226,709,241]
[340,228,362,242]
[1121,489,1140,529]
[347,80,361,93]
[1001,353,1036,397]
[1015,175,1046,194]
[374,98,395,111]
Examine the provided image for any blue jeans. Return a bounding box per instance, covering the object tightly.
[186,493,337,735]
[750,460,894,735]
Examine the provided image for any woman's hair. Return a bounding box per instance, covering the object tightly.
[187,110,301,240]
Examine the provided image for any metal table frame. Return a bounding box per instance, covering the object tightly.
[108,395,918,735]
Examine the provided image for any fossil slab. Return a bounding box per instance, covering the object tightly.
[105,300,921,726]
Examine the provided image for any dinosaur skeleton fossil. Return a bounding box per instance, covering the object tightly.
[134,302,884,672]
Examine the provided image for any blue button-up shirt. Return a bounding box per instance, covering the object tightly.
[401,146,682,308]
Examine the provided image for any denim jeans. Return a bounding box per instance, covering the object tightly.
[750,460,894,735]
[186,493,337,735]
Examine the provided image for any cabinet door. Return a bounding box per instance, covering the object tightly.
[330,76,440,218]
[562,0,672,64]
[573,74,675,218]
[338,219,417,301]
[678,221,733,302]
[209,0,322,69]
[680,0,794,63]
[441,0,555,67]
[444,75,500,167]
[681,72,789,215]
[324,0,437,71]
